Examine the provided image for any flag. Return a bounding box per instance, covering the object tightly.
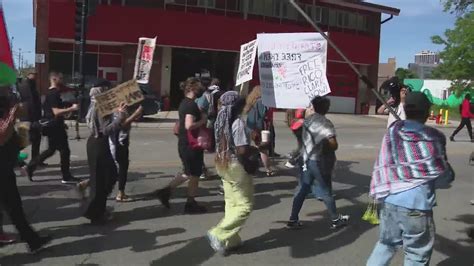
[0,0,16,86]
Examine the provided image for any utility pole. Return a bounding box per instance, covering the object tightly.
[18,48,21,70]
[72,0,97,140]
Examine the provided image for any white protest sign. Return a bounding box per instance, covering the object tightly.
[236,39,258,86]
[95,80,144,117]
[133,37,157,84]
[257,32,330,108]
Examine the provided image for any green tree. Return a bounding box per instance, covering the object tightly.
[395,68,418,81]
[431,11,474,83]
[441,0,472,15]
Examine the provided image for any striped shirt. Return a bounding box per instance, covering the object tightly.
[370,120,448,199]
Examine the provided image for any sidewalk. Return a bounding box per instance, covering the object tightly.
[367,114,460,128]
[67,111,460,129]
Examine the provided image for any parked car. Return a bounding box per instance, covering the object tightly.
[138,83,161,116]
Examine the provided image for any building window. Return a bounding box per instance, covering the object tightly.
[197,0,216,8]
[328,9,337,26]
[281,1,298,20]
[348,13,357,29]
[304,5,322,23]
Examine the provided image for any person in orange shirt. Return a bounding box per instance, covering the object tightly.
[450,94,473,142]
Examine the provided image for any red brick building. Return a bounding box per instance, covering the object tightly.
[34,0,399,112]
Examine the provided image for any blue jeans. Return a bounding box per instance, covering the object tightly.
[367,203,435,266]
[289,159,338,221]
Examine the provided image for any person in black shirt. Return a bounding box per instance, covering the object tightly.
[1,85,51,252]
[157,77,208,214]
[26,72,79,183]
[18,71,43,164]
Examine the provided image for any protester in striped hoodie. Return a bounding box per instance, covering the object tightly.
[367,92,455,266]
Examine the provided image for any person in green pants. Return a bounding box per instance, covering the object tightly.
[207,91,256,255]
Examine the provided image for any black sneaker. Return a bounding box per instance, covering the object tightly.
[286,220,303,229]
[90,210,113,226]
[449,136,455,142]
[61,176,81,184]
[184,201,207,214]
[330,214,350,229]
[157,187,171,209]
[28,235,52,253]
[24,165,34,182]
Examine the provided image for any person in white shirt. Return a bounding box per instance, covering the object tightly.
[377,79,409,128]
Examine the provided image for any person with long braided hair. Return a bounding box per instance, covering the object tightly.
[207,91,257,255]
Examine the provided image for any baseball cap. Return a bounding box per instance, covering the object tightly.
[404,91,431,115]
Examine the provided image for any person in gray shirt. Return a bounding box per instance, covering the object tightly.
[287,96,349,230]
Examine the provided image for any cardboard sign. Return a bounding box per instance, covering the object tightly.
[257,32,331,109]
[95,80,144,117]
[236,39,258,86]
[133,37,157,84]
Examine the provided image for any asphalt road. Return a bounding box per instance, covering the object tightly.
[0,114,473,266]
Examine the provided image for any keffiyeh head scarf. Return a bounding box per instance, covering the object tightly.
[86,86,107,137]
[215,91,239,169]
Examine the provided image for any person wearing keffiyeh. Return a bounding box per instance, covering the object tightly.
[207,91,254,255]
[367,92,455,266]
[82,80,127,225]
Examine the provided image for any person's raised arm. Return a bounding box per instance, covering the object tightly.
[377,98,395,115]
[122,105,143,128]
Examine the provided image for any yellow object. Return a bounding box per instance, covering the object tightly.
[208,162,254,250]
[362,199,380,225]
[444,110,449,125]
[439,109,443,115]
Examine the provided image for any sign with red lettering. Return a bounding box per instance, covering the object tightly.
[95,80,144,117]
[257,33,330,108]
[133,37,157,84]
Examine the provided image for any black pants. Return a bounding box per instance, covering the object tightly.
[29,125,42,161]
[84,136,117,221]
[0,171,40,246]
[0,138,40,247]
[29,126,71,179]
[116,144,130,191]
[269,124,276,155]
[451,118,473,140]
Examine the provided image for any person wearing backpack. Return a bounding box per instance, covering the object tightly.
[201,78,224,152]
[244,85,275,176]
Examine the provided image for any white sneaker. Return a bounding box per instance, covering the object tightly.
[285,161,296,169]
[218,185,224,195]
[331,214,350,229]
[206,232,225,255]
[200,173,208,180]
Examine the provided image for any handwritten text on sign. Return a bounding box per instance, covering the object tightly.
[95,80,144,118]
[236,39,258,86]
[257,33,331,109]
[133,37,157,84]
